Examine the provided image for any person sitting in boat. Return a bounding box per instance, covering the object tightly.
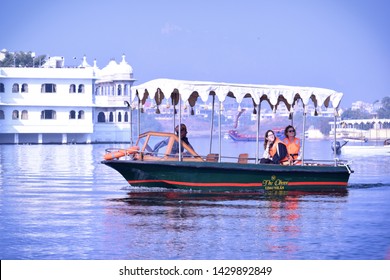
[260,129,288,164]
[153,123,195,156]
[283,125,302,165]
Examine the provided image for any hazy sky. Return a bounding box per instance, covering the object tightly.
[2,0,389,107]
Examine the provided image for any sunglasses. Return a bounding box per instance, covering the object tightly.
[288,130,295,133]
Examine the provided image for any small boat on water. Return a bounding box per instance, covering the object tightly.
[342,136,368,143]
[227,129,284,142]
[332,138,390,156]
[227,129,259,141]
[340,143,390,156]
[102,79,353,192]
[227,108,284,142]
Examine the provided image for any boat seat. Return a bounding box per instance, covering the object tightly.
[238,153,248,164]
[206,153,219,162]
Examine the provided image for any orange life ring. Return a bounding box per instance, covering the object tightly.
[104,146,139,160]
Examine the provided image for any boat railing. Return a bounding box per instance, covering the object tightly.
[103,147,140,160]
[302,158,351,167]
[104,147,352,170]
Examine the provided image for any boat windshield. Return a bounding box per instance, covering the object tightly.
[136,133,193,157]
[149,135,171,156]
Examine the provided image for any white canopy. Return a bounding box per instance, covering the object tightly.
[131,78,344,112]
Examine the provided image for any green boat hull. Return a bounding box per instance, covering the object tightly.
[102,160,351,192]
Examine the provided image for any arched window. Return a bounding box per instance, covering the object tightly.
[12,110,19,119]
[21,110,28,120]
[0,110,5,119]
[21,83,28,93]
[41,83,56,93]
[69,110,76,119]
[109,112,114,122]
[97,112,105,122]
[0,83,5,93]
[117,85,122,96]
[69,84,76,93]
[118,112,122,122]
[78,110,84,119]
[12,83,19,93]
[41,110,56,119]
[124,84,129,96]
[124,112,129,122]
[78,84,85,93]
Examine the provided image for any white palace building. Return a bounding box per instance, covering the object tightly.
[0,55,136,144]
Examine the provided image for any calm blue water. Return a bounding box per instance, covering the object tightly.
[0,139,390,260]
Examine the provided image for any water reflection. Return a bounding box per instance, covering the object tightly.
[102,190,349,259]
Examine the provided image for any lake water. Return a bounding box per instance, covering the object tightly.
[1,139,390,260]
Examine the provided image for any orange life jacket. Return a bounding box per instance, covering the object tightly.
[283,137,301,163]
[269,138,288,163]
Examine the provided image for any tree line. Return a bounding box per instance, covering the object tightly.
[341,97,390,119]
[0,50,46,68]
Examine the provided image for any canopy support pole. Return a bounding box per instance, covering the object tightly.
[173,101,176,133]
[218,101,222,162]
[333,109,338,166]
[178,98,182,161]
[137,96,141,138]
[291,112,294,127]
[255,102,261,163]
[130,105,134,145]
[125,100,134,145]
[301,110,307,165]
[209,95,215,154]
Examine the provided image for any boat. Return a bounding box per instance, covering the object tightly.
[339,143,390,156]
[227,129,258,141]
[305,127,325,139]
[227,129,284,142]
[331,138,390,156]
[342,136,368,143]
[227,108,284,141]
[102,78,353,192]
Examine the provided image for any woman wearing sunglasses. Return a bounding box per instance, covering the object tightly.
[283,125,302,165]
[260,129,288,164]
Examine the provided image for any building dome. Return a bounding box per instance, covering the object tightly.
[99,55,134,81]
[116,54,134,80]
[100,59,119,81]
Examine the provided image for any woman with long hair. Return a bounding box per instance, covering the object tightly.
[260,129,287,164]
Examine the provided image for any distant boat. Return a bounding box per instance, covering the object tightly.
[334,138,390,156]
[228,108,285,142]
[305,127,325,139]
[227,130,261,141]
[343,136,368,143]
[341,144,390,155]
[227,129,284,142]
